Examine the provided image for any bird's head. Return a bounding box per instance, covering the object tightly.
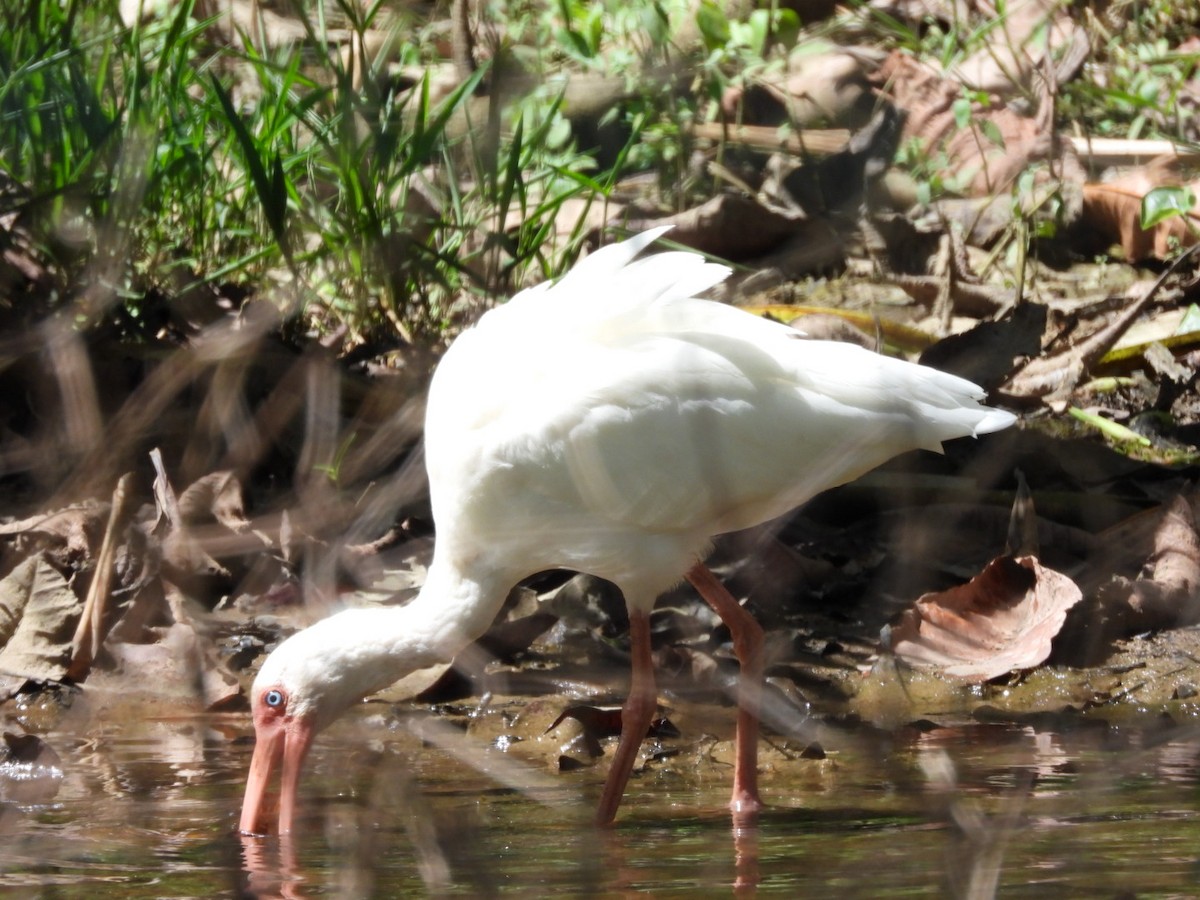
[238,615,393,836]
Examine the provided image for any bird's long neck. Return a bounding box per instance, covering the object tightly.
[395,552,513,662]
[337,551,516,703]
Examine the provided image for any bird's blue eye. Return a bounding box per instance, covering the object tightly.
[264,689,285,708]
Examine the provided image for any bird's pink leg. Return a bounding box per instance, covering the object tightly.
[685,562,764,815]
[596,608,656,826]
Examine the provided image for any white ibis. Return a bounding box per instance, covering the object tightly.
[239,228,1015,835]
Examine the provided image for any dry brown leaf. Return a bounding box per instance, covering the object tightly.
[999,275,1163,401]
[887,555,1083,681]
[1096,495,1200,631]
[0,553,80,682]
[177,470,250,531]
[749,49,875,128]
[870,52,1081,197]
[0,502,107,569]
[107,584,240,709]
[1081,159,1200,262]
[952,0,1084,96]
[918,302,1046,390]
[151,456,238,585]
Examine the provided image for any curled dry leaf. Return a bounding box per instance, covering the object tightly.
[626,192,799,261]
[177,470,250,531]
[155,462,272,591]
[1097,495,1200,631]
[0,502,108,569]
[0,553,80,682]
[886,555,1083,682]
[1080,158,1200,262]
[744,49,876,129]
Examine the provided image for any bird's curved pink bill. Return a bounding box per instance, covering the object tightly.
[239,693,314,836]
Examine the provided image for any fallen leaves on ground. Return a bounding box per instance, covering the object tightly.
[886,555,1083,681]
[1095,495,1200,633]
[0,453,278,706]
[0,554,78,683]
[868,51,1081,198]
[1080,158,1200,262]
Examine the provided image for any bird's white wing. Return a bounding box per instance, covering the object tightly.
[429,295,1005,547]
[425,234,1012,581]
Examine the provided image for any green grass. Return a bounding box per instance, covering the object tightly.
[0,0,655,345]
[1,0,1195,348]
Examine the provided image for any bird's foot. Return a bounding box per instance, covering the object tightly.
[729,789,764,817]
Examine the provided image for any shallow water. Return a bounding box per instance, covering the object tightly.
[3,704,1200,898]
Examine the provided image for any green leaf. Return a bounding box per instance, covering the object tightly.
[210,74,289,251]
[1177,303,1200,334]
[1069,407,1151,447]
[952,97,971,130]
[747,9,771,55]
[773,9,801,47]
[696,0,731,50]
[1140,185,1195,230]
[979,119,1005,149]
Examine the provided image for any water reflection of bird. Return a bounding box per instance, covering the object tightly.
[239,228,1015,835]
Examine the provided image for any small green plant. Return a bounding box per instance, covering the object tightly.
[1140,185,1197,232]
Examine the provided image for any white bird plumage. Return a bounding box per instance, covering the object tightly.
[240,228,1015,836]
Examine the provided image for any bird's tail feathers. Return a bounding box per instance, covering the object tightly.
[967,406,1017,436]
[895,370,1016,447]
[557,227,674,291]
[544,227,730,312]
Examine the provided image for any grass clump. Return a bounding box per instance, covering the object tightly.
[0,0,659,348]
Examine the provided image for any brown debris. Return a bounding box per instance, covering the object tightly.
[951,0,1087,96]
[734,49,878,129]
[66,473,135,682]
[918,302,1046,391]
[0,502,109,571]
[626,193,800,261]
[998,247,1198,401]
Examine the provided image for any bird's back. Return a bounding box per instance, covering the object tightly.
[424,231,1013,598]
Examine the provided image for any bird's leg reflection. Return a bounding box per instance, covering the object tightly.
[594,809,763,896]
[239,831,306,900]
[732,809,761,896]
[686,562,765,815]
